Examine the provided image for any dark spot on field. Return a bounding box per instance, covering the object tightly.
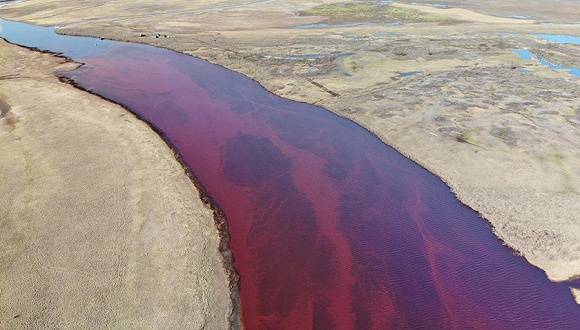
[0,98,17,129]
[490,126,518,146]
[0,98,11,118]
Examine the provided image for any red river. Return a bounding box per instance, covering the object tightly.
[2,19,579,329]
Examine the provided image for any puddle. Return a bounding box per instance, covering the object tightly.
[514,49,580,77]
[536,34,580,45]
[514,49,534,60]
[399,71,422,78]
[511,15,531,20]
[371,31,399,38]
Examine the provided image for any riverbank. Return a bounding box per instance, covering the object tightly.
[1,0,579,288]
[0,40,232,328]
[4,18,580,327]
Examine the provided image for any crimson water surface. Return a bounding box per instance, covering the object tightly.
[2,19,579,329]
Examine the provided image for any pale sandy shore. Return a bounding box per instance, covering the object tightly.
[0,40,232,328]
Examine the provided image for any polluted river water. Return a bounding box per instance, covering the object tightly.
[1,19,579,329]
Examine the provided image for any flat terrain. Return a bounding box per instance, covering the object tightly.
[0,40,231,328]
[398,0,580,23]
[1,0,579,296]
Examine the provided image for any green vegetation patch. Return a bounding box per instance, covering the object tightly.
[303,2,450,23]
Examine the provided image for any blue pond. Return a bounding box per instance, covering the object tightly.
[514,49,580,77]
[536,34,580,45]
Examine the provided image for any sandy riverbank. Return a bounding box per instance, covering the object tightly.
[1,0,579,293]
[0,40,232,328]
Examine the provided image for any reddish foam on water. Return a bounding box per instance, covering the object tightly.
[2,20,579,329]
